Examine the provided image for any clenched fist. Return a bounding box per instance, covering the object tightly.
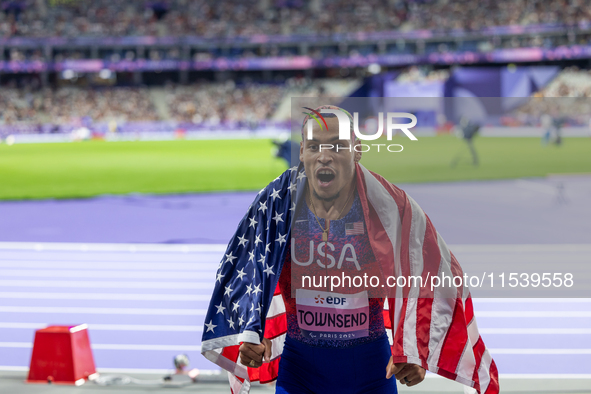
[385,357,426,387]
[239,337,272,368]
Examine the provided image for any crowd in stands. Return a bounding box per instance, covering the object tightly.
[0,75,354,126]
[0,81,290,125]
[164,82,284,124]
[0,0,589,40]
[3,66,591,128]
[511,67,591,125]
[533,67,591,98]
[0,85,158,125]
[395,66,449,83]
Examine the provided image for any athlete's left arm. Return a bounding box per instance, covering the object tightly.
[385,357,426,387]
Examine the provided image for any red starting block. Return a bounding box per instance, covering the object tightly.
[27,324,96,385]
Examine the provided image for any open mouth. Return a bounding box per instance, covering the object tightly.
[317,169,335,185]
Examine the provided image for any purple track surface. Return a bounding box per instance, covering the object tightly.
[0,176,590,375]
[1,245,590,375]
[1,176,590,245]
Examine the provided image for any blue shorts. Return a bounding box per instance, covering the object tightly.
[275,333,398,394]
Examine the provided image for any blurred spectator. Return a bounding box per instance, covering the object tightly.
[0,86,158,125]
[164,82,284,124]
[0,78,352,127]
[0,0,589,39]
[396,66,449,84]
[272,138,300,167]
[0,82,293,126]
[451,116,480,168]
[512,67,591,126]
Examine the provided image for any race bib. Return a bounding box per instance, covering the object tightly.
[295,289,369,341]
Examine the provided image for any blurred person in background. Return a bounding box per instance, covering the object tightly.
[451,116,480,168]
[541,113,554,146]
[551,116,565,146]
[272,137,300,168]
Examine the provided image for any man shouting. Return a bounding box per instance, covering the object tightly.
[201,105,499,394]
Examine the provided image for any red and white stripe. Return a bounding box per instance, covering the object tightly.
[357,164,499,394]
[204,285,286,394]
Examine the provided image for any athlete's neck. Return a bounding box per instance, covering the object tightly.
[307,180,356,221]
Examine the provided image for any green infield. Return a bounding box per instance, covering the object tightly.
[361,135,591,185]
[0,136,589,200]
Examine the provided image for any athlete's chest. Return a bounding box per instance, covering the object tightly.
[290,195,374,273]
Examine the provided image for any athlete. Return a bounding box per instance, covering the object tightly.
[238,107,425,392]
[202,105,499,394]
[451,116,480,168]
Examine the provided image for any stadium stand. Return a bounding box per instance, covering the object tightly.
[0,78,362,125]
[534,66,591,98]
[0,0,588,70]
[4,67,591,129]
[164,82,285,123]
[1,0,589,39]
[0,86,158,124]
[1,1,591,138]
[394,66,449,84]
[510,67,591,125]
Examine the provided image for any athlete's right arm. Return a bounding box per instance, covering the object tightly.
[239,337,272,368]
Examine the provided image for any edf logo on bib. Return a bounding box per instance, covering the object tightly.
[325,296,346,305]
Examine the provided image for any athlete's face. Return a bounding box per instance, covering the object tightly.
[300,117,361,201]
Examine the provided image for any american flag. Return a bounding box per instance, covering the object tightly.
[345,221,365,235]
[201,163,499,394]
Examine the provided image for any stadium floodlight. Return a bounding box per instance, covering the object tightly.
[62,69,76,80]
[99,69,112,79]
[367,63,381,74]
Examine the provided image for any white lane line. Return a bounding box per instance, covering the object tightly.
[0,280,214,290]
[2,343,588,354]
[3,324,590,335]
[0,342,201,351]
[498,374,591,379]
[0,366,29,371]
[451,244,591,253]
[93,344,202,351]
[480,328,591,334]
[514,179,561,195]
[424,372,591,379]
[477,311,591,317]
[96,368,220,374]
[473,298,591,303]
[0,343,30,348]
[1,242,589,253]
[1,364,588,378]
[0,270,215,279]
[0,322,203,332]
[0,323,46,329]
[0,366,222,375]
[490,349,591,355]
[0,306,206,315]
[0,261,218,271]
[0,292,212,301]
[0,242,227,252]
